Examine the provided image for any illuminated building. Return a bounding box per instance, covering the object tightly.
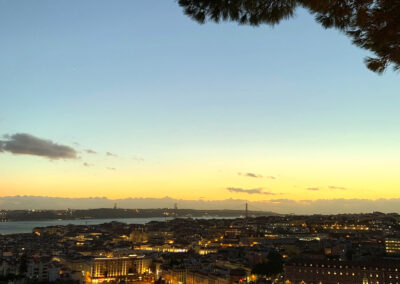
[90,257,133,280]
[186,271,230,284]
[88,256,151,283]
[385,238,400,255]
[163,268,188,284]
[284,260,400,284]
[135,257,152,274]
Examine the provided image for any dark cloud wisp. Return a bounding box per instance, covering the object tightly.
[227,187,276,195]
[266,176,277,180]
[238,172,263,178]
[106,152,117,157]
[307,187,320,191]
[0,133,77,160]
[238,172,276,179]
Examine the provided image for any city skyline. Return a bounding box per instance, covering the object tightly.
[1,0,400,210]
[3,195,400,214]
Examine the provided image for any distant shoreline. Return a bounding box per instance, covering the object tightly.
[0,215,242,223]
[0,216,242,235]
[0,208,276,222]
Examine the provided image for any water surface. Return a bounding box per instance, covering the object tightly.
[0,216,236,235]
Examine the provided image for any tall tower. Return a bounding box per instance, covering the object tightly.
[174,203,178,216]
[114,202,117,209]
[245,202,248,219]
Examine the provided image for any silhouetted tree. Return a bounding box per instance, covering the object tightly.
[178,0,400,73]
[251,249,284,278]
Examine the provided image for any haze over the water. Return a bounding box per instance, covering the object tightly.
[2,196,400,215]
[1,1,399,211]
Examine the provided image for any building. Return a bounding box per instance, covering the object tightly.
[88,256,151,283]
[284,259,400,284]
[186,271,230,284]
[163,268,188,284]
[386,238,400,255]
[27,258,60,282]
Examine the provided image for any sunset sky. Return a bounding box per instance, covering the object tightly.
[1,0,399,208]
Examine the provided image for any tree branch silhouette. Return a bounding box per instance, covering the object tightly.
[178,0,400,74]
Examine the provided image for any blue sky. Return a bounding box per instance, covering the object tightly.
[1,0,399,203]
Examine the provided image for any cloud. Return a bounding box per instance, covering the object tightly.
[83,162,93,167]
[329,185,347,190]
[85,149,97,154]
[307,187,320,191]
[238,172,276,179]
[306,186,347,191]
[0,133,77,160]
[227,187,276,195]
[132,155,144,162]
[269,198,297,204]
[107,167,116,170]
[238,172,263,178]
[106,152,117,157]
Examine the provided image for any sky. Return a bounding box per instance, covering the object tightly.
[0,0,399,211]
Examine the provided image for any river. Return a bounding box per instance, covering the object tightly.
[0,216,238,235]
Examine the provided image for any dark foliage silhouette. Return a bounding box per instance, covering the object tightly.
[251,249,284,277]
[178,0,400,73]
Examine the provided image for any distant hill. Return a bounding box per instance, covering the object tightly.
[1,208,278,222]
[1,196,400,214]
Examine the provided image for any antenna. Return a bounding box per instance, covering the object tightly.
[174,203,178,217]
